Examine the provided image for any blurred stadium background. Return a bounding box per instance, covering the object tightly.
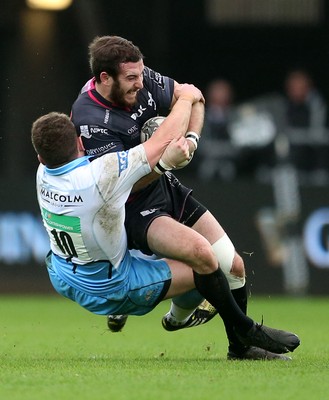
[1,0,329,296]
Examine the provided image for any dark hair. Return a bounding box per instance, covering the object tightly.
[88,35,144,82]
[31,112,78,167]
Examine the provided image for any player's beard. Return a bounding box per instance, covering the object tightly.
[110,79,138,108]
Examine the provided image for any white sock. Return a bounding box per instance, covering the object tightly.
[167,303,196,325]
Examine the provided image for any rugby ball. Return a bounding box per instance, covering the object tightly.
[140,116,166,143]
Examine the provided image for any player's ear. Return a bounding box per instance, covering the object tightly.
[38,154,46,165]
[100,71,113,86]
[77,136,85,152]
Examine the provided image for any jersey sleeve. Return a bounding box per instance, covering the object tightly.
[94,144,151,205]
[142,66,175,110]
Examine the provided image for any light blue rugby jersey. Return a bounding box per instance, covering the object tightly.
[37,146,151,296]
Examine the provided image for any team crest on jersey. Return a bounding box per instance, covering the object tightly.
[80,125,91,139]
[117,151,129,175]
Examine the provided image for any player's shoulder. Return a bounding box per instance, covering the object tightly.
[71,92,108,126]
[88,152,130,188]
[72,88,92,107]
[71,90,92,119]
[143,66,168,90]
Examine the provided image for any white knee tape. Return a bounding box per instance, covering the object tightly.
[212,234,245,290]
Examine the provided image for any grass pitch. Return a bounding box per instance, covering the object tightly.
[0,295,328,400]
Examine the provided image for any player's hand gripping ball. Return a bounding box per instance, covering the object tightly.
[140,116,194,169]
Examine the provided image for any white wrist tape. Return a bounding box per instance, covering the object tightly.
[185,131,199,151]
[154,158,173,175]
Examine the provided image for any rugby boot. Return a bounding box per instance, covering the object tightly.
[162,300,217,331]
[107,314,128,332]
[227,346,292,361]
[235,322,300,354]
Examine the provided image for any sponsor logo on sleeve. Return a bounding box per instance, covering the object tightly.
[147,92,156,110]
[117,150,129,175]
[145,68,165,89]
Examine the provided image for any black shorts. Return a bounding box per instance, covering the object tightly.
[125,172,207,255]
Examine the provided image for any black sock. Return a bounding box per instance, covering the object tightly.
[232,285,248,315]
[223,284,249,353]
[193,268,253,334]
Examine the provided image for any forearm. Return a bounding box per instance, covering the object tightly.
[133,98,194,192]
[173,82,205,136]
[187,100,205,136]
[144,96,195,168]
[141,83,203,179]
[186,101,204,153]
[157,97,194,142]
[173,82,205,154]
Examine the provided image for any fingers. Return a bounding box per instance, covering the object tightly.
[162,137,190,167]
[173,137,190,158]
[176,136,189,149]
[170,136,189,151]
[175,83,205,104]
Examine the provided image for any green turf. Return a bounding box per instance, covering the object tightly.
[0,295,328,400]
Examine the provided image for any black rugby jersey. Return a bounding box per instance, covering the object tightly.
[71,66,175,158]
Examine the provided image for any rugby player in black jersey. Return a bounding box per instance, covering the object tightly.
[71,35,299,360]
